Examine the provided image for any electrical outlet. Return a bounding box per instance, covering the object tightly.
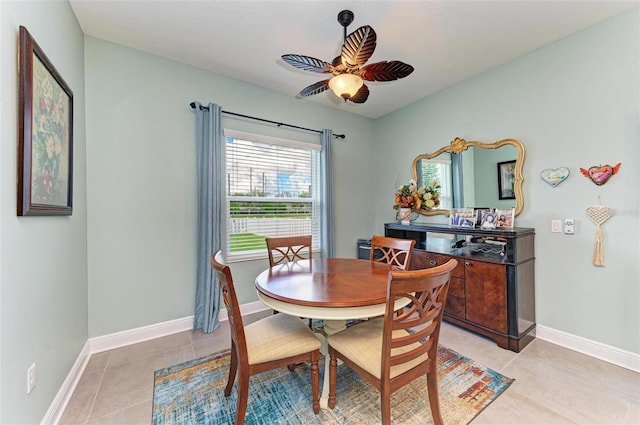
[27,363,36,394]
[564,218,575,234]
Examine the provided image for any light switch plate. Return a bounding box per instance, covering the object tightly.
[551,220,562,233]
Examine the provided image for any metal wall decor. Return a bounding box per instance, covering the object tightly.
[580,163,621,186]
[540,167,570,187]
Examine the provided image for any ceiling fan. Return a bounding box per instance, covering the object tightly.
[281,10,414,104]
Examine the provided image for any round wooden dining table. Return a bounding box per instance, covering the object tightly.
[255,257,410,408]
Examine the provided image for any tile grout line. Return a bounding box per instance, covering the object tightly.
[85,353,110,424]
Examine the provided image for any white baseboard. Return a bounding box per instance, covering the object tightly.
[42,341,92,425]
[46,301,269,424]
[536,324,640,373]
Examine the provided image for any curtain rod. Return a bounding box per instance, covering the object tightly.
[189,102,345,139]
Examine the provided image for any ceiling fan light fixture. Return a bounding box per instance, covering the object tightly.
[329,73,363,100]
[282,10,413,104]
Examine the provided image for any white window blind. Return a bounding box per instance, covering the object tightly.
[224,130,321,261]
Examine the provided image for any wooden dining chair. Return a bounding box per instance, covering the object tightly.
[326,259,458,425]
[265,235,314,327]
[210,251,321,424]
[265,235,312,265]
[370,235,415,270]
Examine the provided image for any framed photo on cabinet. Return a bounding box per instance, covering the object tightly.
[495,208,515,229]
[17,26,73,216]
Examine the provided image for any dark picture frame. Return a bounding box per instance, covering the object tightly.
[497,160,516,200]
[18,26,73,216]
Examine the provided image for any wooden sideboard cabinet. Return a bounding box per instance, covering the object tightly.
[384,222,536,352]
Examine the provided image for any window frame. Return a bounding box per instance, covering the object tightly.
[223,129,322,262]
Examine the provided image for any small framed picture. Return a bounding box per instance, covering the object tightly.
[475,208,491,227]
[495,208,515,228]
[451,208,475,227]
[449,208,462,226]
[480,211,497,229]
[497,160,516,200]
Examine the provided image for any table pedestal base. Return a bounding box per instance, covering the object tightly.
[316,320,346,409]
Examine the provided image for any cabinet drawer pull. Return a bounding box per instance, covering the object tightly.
[429,260,437,266]
[465,261,470,266]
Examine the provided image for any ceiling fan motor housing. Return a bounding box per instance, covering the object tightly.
[337,10,354,28]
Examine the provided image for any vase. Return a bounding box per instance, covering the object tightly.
[397,207,412,225]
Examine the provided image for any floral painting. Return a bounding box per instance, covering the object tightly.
[32,55,70,205]
[18,26,73,216]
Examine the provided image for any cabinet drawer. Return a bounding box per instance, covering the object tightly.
[411,251,464,279]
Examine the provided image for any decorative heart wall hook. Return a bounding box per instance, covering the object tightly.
[540,167,570,187]
[580,163,621,186]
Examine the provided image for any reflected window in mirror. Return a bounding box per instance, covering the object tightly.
[415,154,453,210]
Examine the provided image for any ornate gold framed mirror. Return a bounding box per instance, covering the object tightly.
[411,137,525,217]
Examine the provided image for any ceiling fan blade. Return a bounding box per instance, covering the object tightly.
[300,80,330,97]
[361,61,415,81]
[341,25,377,68]
[282,54,332,73]
[347,84,369,103]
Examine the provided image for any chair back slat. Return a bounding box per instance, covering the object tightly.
[370,235,415,270]
[266,235,312,266]
[381,259,457,378]
[210,251,247,359]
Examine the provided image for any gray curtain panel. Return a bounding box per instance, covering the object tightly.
[321,129,335,258]
[193,102,223,333]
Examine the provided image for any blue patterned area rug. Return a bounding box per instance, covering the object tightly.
[153,345,513,424]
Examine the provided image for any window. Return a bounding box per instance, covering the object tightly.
[224,130,321,260]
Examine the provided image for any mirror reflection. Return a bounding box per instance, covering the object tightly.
[412,138,525,217]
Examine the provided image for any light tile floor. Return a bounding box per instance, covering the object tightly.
[60,311,640,424]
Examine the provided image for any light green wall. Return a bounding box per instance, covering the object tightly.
[84,37,374,337]
[0,3,637,423]
[0,1,87,424]
[373,9,639,353]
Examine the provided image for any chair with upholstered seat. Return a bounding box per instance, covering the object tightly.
[327,259,458,425]
[370,235,415,270]
[265,235,314,327]
[210,251,321,424]
[266,235,312,265]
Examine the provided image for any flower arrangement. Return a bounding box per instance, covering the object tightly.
[393,179,422,211]
[393,179,441,211]
[421,180,441,209]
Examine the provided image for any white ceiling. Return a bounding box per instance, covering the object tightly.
[69,0,638,119]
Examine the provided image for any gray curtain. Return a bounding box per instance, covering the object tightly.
[321,129,335,258]
[193,102,223,333]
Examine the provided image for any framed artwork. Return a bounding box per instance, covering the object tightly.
[497,160,516,200]
[18,26,73,216]
[495,208,515,229]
